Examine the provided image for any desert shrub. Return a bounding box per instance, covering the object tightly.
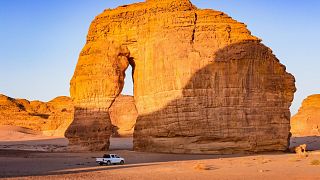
[194,163,213,170]
[310,160,320,166]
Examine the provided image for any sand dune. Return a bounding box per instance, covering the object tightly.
[0,125,43,140]
[0,125,68,152]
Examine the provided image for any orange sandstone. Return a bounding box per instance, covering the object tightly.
[0,94,73,137]
[109,95,138,137]
[65,0,296,153]
[291,94,320,136]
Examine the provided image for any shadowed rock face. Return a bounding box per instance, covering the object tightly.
[134,41,296,154]
[65,0,296,153]
[0,94,74,137]
[291,95,320,136]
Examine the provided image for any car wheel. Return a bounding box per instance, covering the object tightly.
[99,162,104,166]
[120,160,124,165]
[107,161,111,166]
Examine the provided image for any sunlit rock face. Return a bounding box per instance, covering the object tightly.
[291,95,320,136]
[65,41,130,151]
[0,94,73,137]
[109,95,138,137]
[66,0,296,153]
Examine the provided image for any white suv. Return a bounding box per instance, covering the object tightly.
[96,154,125,166]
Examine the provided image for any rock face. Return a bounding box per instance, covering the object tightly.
[0,94,73,137]
[65,42,130,151]
[66,0,296,153]
[291,95,320,136]
[109,95,138,137]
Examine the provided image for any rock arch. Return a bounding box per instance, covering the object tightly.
[65,0,296,153]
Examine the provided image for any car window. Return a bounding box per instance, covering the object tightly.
[103,154,110,158]
[111,155,115,158]
[115,155,120,158]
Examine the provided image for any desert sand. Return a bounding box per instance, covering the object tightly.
[1,148,320,179]
[0,126,67,152]
[1,127,320,179]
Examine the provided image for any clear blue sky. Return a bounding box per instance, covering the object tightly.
[0,0,319,114]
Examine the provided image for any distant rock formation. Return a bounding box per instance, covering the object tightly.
[0,94,73,137]
[0,94,137,140]
[291,95,320,136]
[109,95,138,137]
[65,0,296,153]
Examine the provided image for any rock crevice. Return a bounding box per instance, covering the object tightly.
[191,12,197,44]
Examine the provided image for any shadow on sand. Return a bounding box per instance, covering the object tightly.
[290,136,320,151]
[0,148,288,178]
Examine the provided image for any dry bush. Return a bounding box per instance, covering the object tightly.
[194,163,214,171]
[295,144,308,158]
[289,158,301,162]
[257,157,271,164]
[310,160,320,166]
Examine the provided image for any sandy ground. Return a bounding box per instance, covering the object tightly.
[1,125,320,179]
[1,149,320,179]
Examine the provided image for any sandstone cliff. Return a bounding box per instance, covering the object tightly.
[66,0,296,153]
[0,94,137,139]
[291,95,320,136]
[0,94,73,137]
[109,95,138,137]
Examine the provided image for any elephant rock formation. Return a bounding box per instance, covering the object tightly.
[65,0,296,153]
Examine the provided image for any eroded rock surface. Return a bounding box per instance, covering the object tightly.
[66,0,296,153]
[109,95,138,137]
[291,95,320,136]
[65,41,130,151]
[0,94,73,137]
